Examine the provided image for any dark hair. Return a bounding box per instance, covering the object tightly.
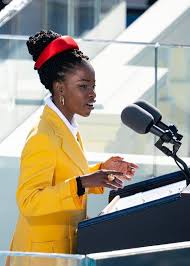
[26,30,89,94]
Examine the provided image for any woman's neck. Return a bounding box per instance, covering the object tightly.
[52,96,73,124]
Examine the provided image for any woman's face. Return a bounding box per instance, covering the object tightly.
[60,61,96,120]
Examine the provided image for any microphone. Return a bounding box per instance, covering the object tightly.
[134,100,168,130]
[134,100,183,140]
[121,104,177,144]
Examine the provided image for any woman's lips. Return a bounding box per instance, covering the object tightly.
[86,103,94,110]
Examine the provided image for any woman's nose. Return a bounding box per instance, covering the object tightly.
[89,88,96,98]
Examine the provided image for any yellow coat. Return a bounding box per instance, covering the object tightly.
[10,105,103,255]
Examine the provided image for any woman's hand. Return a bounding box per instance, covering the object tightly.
[100,156,138,180]
[80,169,125,190]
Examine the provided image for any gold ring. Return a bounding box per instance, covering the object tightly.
[107,174,115,182]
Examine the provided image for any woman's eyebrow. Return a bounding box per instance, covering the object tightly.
[77,79,90,82]
[77,79,96,82]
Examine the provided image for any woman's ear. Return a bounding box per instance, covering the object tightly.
[53,81,64,95]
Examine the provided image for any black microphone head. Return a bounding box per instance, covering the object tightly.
[121,104,154,134]
[134,100,162,124]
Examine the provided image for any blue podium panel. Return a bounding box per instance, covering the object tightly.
[78,171,190,254]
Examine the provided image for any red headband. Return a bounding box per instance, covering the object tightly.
[34,36,79,70]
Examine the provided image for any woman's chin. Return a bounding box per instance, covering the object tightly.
[81,110,92,117]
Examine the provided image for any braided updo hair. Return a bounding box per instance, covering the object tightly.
[26,30,89,94]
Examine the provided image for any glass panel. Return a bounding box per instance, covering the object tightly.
[73,0,125,37]
[74,0,95,37]
[0,251,85,266]
[0,36,46,142]
[47,0,68,35]
[0,149,19,250]
[155,45,190,176]
[0,0,126,37]
[87,242,190,266]
[100,0,123,16]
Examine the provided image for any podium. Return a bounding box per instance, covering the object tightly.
[77,170,190,254]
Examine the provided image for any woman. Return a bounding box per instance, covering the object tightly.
[10,30,138,256]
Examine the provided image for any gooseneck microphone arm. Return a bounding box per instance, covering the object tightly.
[154,136,190,185]
[174,155,190,185]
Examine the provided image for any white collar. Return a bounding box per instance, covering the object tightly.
[45,95,78,139]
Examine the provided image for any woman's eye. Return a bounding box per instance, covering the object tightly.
[79,84,88,89]
[79,84,96,91]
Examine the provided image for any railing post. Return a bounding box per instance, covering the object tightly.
[153,42,160,177]
[67,0,75,36]
[94,0,101,26]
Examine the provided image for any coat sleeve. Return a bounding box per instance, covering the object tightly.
[88,163,104,194]
[16,134,84,217]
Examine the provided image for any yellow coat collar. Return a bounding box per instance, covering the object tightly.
[42,105,89,174]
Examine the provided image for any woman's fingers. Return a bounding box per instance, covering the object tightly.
[117,162,138,175]
[111,179,123,188]
[109,156,124,162]
[103,172,124,189]
[128,162,139,169]
[114,177,123,186]
[82,167,136,188]
[108,160,138,175]
[116,160,138,169]
[103,180,123,190]
[105,170,125,176]
[104,183,120,190]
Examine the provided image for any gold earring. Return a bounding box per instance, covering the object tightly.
[60,95,64,106]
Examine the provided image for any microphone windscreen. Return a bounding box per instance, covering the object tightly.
[121,104,154,134]
[134,100,162,124]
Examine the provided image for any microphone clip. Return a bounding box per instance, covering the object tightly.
[154,132,190,186]
[168,124,183,141]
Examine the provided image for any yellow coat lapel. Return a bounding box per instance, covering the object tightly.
[42,106,89,174]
